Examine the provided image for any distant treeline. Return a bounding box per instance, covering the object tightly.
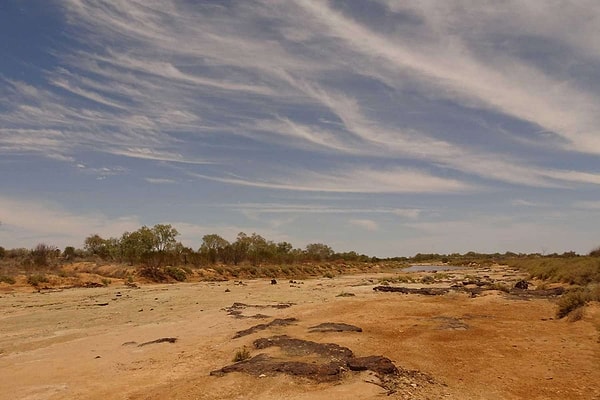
[0,223,598,269]
[0,224,373,268]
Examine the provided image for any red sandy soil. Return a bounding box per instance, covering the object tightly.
[1,266,599,399]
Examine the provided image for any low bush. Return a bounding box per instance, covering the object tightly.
[557,285,600,319]
[506,257,600,285]
[27,274,49,287]
[165,266,187,282]
[0,275,16,285]
[233,346,251,362]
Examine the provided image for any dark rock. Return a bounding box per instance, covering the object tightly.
[373,286,450,295]
[347,356,398,375]
[210,354,343,381]
[308,323,362,333]
[253,335,354,359]
[514,280,529,290]
[138,337,177,347]
[271,279,277,285]
[233,318,299,338]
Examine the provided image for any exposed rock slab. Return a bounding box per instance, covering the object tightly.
[253,335,354,359]
[308,322,362,333]
[233,318,298,338]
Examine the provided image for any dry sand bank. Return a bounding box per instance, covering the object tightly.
[1,266,599,399]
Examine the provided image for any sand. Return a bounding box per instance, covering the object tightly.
[1,266,599,399]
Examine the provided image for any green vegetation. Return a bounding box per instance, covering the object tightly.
[0,275,16,284]
[504,257,600,286]
[503,256,600,319]
[27,274,49,287]
[557,286,600,319]
[233,346,251,362]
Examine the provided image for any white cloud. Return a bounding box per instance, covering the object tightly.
[0,196,141,248]
[145,177,177,184]
[192,167,470,193]
[224,203,422,218]
[349,219,379,231]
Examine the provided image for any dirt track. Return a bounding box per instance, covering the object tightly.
[1,266,599,399]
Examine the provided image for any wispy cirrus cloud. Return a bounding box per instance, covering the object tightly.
[223,203,422,218]
[191,167,470,193]
[1,0,599,195]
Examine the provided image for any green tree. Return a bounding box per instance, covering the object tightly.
[305,243,334,261]
[120,226,156,264]
[200,234,229,264]
[31,243,58,267]
[152,224,179,252]
[84,234,109,258]
[231,232,251,265]
[63,246,77,260]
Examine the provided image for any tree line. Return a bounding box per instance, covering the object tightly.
[80,224,372,267]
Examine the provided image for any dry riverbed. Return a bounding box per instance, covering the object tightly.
[1,266,599,399]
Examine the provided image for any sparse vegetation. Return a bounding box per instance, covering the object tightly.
[27,274,49,287]
[0,275,16,284]
[233,346,251,362]
[165,266,187,282]
[556,285,600,319]
[508,257,600,286]
[490,282,511,293]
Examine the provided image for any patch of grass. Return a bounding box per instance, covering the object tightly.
[490,282,511,293]
[390,274,415,283]
[233,346,251,362]
[506,257,600,285]
[433,272,450,280]
[165,266,187,282]
[0,275,16,285]
[101,278,111,287]
[556,285,600,319]
[27,274,49,287]
[420,275,435,284]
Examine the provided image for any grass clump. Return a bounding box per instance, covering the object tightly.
[165,266,187,282]
[556,285,600,319]
[27,274,49,287]
[0,275,16,284]
[491,282,511,293]
[506,257,600,285]
[421,275,435,284]
[233,346,251,362]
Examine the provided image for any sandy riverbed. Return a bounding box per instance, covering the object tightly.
[1,266,599,399]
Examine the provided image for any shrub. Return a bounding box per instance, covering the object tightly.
[0,275,16,285]
[165,266,187,282]
[27,274,49,287]
[233,346,251,362]
[421,275,435,284]
[491,283,510,293]
[557,290,586,318]
[31,243,58,267]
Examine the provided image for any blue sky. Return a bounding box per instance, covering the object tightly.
[1,1,600,257]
